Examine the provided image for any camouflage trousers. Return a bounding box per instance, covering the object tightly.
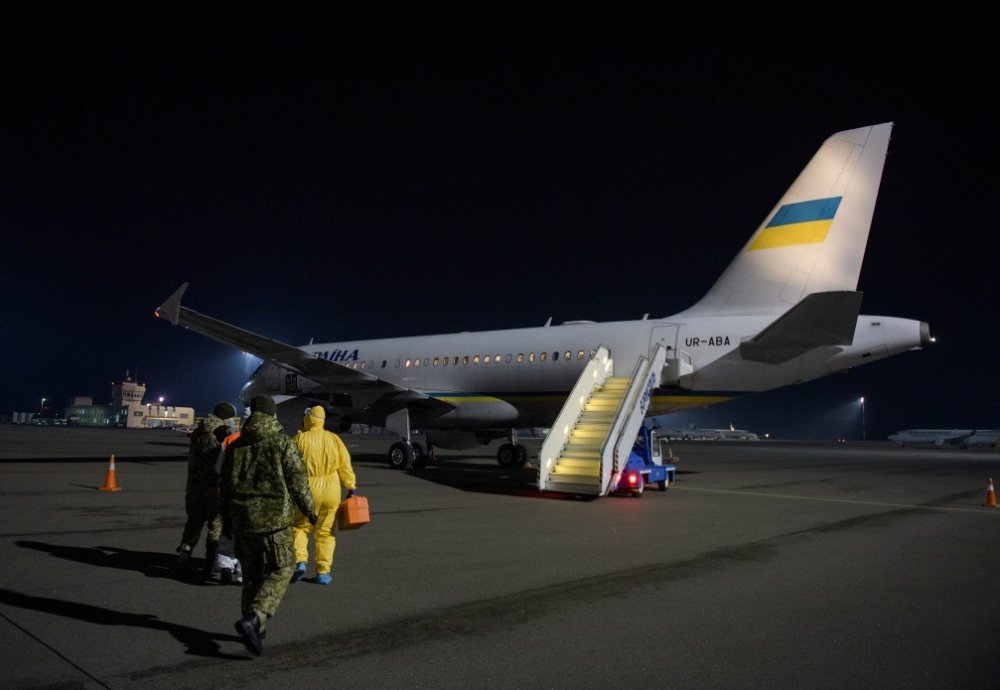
[180,488,221,553]
[233,527,296,630]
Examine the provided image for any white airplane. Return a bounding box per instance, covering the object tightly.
[663,428,760,441]
[156,122,932,495]
[888,429,1000,448]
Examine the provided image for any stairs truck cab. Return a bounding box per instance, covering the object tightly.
[612,426,677,498]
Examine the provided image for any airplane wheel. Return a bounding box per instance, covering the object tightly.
[388,442,414,470]
[410,442,428,471]
[497,443,516,466]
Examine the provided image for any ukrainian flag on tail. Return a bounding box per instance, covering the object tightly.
[749,196,842,251]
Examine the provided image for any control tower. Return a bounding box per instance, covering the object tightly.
[110,370,147,428]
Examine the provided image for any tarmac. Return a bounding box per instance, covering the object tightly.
[2,424,1000,688]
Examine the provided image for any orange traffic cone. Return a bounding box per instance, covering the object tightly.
[984,478,997,508]
[99,454,122,492]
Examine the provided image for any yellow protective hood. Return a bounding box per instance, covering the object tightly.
[302,405,326,431]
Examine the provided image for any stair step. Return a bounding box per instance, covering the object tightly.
[546,472,601,486]
[559,454,601,465]
[554,457,600,470]
[565,444,604,453]
[569,425,608,435]
[540,481,602,496]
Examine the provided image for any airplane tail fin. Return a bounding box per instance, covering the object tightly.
[678,123,893,318]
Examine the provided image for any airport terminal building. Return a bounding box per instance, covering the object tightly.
[60,372,195,429]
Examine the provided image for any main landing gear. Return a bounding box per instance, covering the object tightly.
[497,428,529,467]
[387,441,431,471]
[384,408,529,470]
[496,442,529,467]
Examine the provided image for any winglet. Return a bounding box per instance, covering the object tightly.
[154,283,189,326]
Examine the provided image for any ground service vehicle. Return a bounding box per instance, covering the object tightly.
[612,426,677,497]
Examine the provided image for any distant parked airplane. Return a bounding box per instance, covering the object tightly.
[887,429,1000,448]
[662,427,759,441]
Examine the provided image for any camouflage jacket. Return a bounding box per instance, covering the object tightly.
[220,412,315,534]
[186,413,227,493]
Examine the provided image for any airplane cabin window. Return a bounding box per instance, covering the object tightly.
[414,358,420,367]
[528,352,535,362]
[553,351,559,362]
[473,355,480,364]
[484,354,491,364]
[405,359,412,368]
[563,351,571,361]
[515,353,522,363]
[577,350,585,360]
[495,353,501,363]
[463,355,469,365]
[540,352,547,362]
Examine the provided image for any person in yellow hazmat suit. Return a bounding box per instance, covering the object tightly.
[291,405,358,586]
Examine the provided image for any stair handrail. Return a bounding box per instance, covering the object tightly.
[598,354,648,494]
[537,345,613,491]
[601,343,668,494]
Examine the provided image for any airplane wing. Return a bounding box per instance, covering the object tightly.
[155,283,444,406]
[739,291,863,365]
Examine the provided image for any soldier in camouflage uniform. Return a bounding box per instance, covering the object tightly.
[220,395,316,656]
[176,401,236,577]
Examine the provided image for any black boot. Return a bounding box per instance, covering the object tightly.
[202,540,219,579]
[235,614,263,655]
[176,544,195,578]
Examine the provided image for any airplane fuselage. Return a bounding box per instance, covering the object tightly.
[242,312,928,431]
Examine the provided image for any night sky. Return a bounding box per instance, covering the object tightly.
[2,7,996,440]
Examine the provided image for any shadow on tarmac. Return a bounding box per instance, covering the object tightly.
[0,587,248,659]
[15,541,217,584]
[353,454,597,501]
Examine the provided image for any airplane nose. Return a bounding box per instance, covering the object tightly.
[240,378,266,407]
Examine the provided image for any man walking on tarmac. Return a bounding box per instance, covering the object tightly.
[176,401,236,579]
[220,395,316,656]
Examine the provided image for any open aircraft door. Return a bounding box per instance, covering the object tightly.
[651,325,691,385]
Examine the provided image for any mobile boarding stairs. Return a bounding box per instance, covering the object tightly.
[537,343,689,497]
